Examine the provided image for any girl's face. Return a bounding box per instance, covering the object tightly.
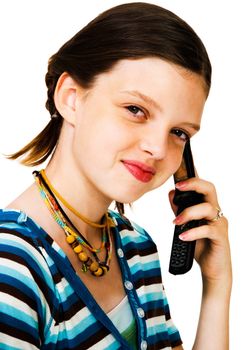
[72,58,206,204]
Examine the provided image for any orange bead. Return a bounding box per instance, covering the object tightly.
[73,245,83,254]
[90,261,99,272]
[66,235,76,244]
[94,267,104,276]
[78,252,89,262]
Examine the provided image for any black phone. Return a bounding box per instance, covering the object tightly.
[169,140,206,275]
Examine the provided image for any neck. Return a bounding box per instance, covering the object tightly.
[44,164,112,229]
[41,122,114,239]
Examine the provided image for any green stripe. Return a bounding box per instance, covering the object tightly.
[121,318,137,349]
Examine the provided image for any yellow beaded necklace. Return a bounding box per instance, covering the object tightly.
[33,170,115,277]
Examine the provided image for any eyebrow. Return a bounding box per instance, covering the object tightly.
[120,89,162,112]
[120,89,200,132]
[181,122,200,132]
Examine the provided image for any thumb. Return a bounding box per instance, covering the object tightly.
[168,189,178,215]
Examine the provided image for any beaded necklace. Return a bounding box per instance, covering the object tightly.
[33,170,114,277]
[40,169,111,229]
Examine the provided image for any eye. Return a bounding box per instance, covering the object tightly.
[171,128,190,142]
[126,105,147,119]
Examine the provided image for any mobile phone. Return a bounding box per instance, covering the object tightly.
[169,140,206,275]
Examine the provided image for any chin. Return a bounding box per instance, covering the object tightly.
[104,177,158,204]
[112,189,147,205]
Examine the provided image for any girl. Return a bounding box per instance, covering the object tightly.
[0,2,231,349]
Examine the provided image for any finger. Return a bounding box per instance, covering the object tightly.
[168,189,177,214]
[173,202,222,225]
[178,215,228,242]
[178,223,216,241]
[175,177,218,206]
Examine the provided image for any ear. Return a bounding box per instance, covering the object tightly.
[54,72,80,126]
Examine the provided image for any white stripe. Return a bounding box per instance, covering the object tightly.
[0,257,52,330]
[39,246,54,266]
[126,252,158,268]
[88,333,115,349]
[166,318,178,333]
[52,241,66,258]
[55,276,69,294]
[136,282,164,299]
[0,291,38,322]
[147,314,166,328]
[0,232,51,277]
[0,332,39,350]
[119,229,138,239]
[0,257,37,279]
[48,306,92,334]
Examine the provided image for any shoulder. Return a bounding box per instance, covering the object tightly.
[0,210,56,347]
[0,210,46,263]
[0,209,55,295]
[0,209,59,319]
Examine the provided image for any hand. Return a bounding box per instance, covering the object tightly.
[169,178,232,289]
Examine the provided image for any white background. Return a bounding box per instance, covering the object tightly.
[0,1,241,348]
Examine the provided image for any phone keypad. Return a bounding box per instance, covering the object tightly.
[169,221,198,273]
[170,236,189,267]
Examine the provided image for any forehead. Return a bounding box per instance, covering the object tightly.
[94,57,207,95]
[92,58,206,111]
[89,58,206,128]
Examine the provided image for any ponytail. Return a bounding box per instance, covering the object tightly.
[6,117,63,166]
[6,56,63,166]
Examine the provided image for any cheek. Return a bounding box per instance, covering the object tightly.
[158,147,184,182]
[72,116,134,167]
[167,152,184,183]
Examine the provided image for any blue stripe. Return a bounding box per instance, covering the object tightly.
[0,302,38,329]
[123,238,155,252]
[121,234,145,245]
[55,282,77,305]
[0,273,38,301]
[0,343,22,350]
[138,291,165,304]
[0,312,38,340]
[104,341,121,350]
[0,240,54,290]
[131,267,162,284]
[0,266,42,296]
[47,313,97,342]
[147,323,168,337]
[142,299,168,314]
[45,317,107,348]
[0,272,47,327]
[0,209,182,348]
[129,259,160,275]
[0,222,31,234]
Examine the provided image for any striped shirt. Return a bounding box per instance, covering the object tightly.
[0,209,182,349]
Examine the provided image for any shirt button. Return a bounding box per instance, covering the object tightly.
[137,307,145,318]
[124,280,133,290]
[140,340,147,350]
[117,248,124,258]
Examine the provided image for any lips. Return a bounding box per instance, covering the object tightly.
[122,160,156,183]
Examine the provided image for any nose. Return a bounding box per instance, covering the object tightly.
[139,126,169,160]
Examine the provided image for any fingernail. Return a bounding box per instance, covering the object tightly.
[179,233,188,241]
[175,181,187,189]
[173,215,183,224]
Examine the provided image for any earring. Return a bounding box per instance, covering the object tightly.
[51,112,59,119]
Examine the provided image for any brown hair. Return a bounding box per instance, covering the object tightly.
[7,2,211,211]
